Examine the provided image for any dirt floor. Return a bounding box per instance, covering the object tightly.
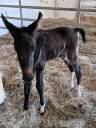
[0,17,96,128]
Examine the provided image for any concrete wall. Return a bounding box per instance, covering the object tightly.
[55,0,78,19]
[37,0,77,19]
[0,0,77,35]
[81,0,96,16]
[21,0,77,19]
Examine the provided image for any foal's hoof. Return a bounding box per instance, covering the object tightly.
[68,80,74,89]
[23,105,28,110]
[40,104,45,114]
[76,85,83,98]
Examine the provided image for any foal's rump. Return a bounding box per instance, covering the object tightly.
[61,27,86,64]
[43,26,86,61]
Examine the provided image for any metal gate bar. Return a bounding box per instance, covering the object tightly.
[0,0,96,29]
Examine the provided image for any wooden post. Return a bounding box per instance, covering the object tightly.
[76,0,81,26]
[19,0,23,27]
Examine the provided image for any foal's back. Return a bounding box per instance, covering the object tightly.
[37,26,78,60]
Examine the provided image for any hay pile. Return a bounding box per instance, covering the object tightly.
[0,17,96,128]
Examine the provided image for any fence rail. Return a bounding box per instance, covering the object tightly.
[0,4,96,11]
[0,0,96,29]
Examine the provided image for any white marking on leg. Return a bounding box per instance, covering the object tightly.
[77,85,82,98]
[68,72,75,88]
[0,72,6,104]
[40,104,45,114]
[64,56,70,63]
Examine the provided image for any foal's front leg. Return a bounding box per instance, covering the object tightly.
[23,80,32,110]
[36,65,45,114]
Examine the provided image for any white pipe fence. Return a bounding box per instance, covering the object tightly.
[0,0,96,29]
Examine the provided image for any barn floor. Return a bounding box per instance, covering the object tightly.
[0,18,96,128]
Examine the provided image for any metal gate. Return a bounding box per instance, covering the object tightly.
[0,0,96,29]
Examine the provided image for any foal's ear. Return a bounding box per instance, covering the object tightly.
[28,12,43,32]
[1,14,19,37]
[36,12,43,29]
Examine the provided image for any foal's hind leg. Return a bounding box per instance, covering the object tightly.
[73,63,82,97]
[61,55,75,89]
[64,57,75,88]
[61,53,82,97]
[65,60,82,97]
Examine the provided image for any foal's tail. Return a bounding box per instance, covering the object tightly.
[73,27,86,43]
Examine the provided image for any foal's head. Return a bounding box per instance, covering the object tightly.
[2,12,43,81]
